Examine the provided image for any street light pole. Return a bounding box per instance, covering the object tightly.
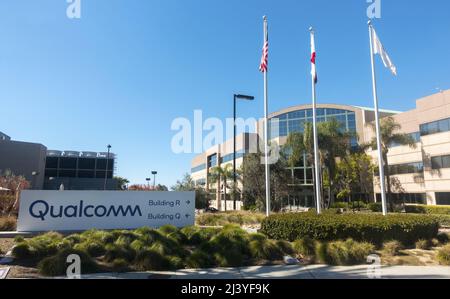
[146,178,151,189]
[233,94,254,210]
[152,171,157,190]
[104,144,111,191]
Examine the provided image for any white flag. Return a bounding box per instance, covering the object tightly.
[371,27,397,76]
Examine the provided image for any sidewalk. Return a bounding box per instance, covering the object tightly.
[60,265,450,280]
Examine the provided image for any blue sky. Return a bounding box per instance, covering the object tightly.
[1,0,449,187]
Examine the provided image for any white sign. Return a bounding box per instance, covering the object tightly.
[17,191,195,232]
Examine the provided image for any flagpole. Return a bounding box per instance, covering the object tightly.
[263,16,271,217]
[309,27,322,214]
[368,20,388,216]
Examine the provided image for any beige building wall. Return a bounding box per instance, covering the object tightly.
[369,90,450,205]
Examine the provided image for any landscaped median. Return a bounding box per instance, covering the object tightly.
[4,212,450,277]
[9,225,298,276]
[259,212,440,245]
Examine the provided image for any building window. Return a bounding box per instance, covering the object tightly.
[376,193,426,204]
[221,151,245,164]
[207,154,217,168]
[191,164,206,173]
[431,155,450,170]
[60,157,77,169]
[46,157,59,169]
[384,162,424,175]
[420,117,450,136]
[436,193,450,205]
[389,132,420,147]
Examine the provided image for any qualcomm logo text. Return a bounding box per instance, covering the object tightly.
[29,200,142,221]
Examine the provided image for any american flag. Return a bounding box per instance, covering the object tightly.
[259,23,268,73]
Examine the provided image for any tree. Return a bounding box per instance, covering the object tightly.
[114,176,129,190]
[128,184,168,192]
[209,164,233,211]
[241,151,291,212]
[334,153,375,203]
[364,117,417,208]
[0,169,30,216]
[284,119,355,207]
[171,173,210,210]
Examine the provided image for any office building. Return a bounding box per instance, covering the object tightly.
[191,90,450,209]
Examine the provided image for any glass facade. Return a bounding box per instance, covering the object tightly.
[269,108,358,147]
[44,157,114,179]
[269,108,357,187]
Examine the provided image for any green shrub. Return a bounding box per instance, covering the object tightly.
[37,249,98,277]
[13,232,65,259]
[248,233,268,242]
[213,249,245,267]
[0,217,16,231]
[249,239,283,260]
[331,202,349,209]
[436,232,450,245]
[104,244,135,262]
[130,239,147,252]
[405,205,450,215]
[260,213,439,246]
[368,202,382,212]
[436,245,450,265]
[167,231,188,244]
[383,240,403,256]
[158,225,178,236]
[185,250,216,269]
[315,242,328,264]
[80,230,115,244]
[167,256,185,269]
[315,239,375,265]
[430,215,450,227]
[195,211,265,226]
[293,237,316,258]
[73,241,106,257]
[12,242,32,259]
[208,226,249,249]
[64,234,83,245]
[111,258,130,272]
[275,240,294,255]
[134,249,173,271]
[415,239,432,250]
[431,238,440,247]
[149,241,175,256]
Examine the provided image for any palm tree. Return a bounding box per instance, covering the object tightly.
[208,166,222,211]
[209,164,234,211]
[364,116,417,208]
[285,119,355,207]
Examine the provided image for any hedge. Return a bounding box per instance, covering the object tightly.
[405,205,450,215]
[259,213,440,245]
